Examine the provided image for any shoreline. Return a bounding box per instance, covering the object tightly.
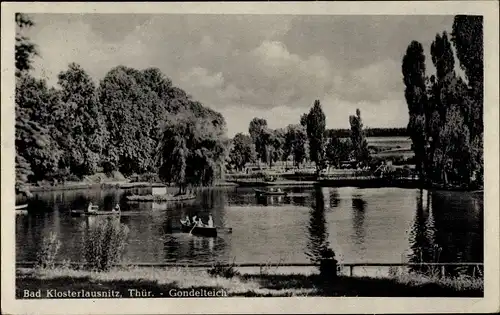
[22,180,483,194]
[21,175,482,194]
[15,266,483,298]
[25,181,238,193]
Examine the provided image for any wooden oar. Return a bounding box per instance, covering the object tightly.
[189,224,197,235]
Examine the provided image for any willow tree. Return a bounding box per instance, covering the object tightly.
[157,109,227,192]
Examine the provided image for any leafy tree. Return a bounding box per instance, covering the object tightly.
[326,136,351,168]
[98,66,158,175]
[228,133,256,171]
[349,108,370,165]
[402,40,428,179]
[429,31,472,184]
[402,16,483,189]
[451,15,483,185]
[248,118,270,164]
[268,128,286,167]
[300,113,308,127]
[15,74,62,182]
[306,100,326,173]
[55,63,108,177]
[451,15,483,135]
[285,124,307,168]
[15,13,38,76]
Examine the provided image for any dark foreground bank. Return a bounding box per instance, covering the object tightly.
[16,267,483,298]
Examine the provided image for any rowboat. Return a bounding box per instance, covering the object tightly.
[232,180,272,187]
[180,220,217,237]
[70,209,121,217]
[254,189,288,197]
[15,204,28,210]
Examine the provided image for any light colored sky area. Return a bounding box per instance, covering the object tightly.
[26,14,455,136]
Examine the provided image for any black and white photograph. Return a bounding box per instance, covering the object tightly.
[2,1,499,314]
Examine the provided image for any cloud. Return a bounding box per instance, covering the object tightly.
[220,97,408,137]
[180,67,224,89]
[26,14,454,136]
[29,17,150,86]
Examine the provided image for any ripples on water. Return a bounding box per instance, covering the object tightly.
[16,186,483,269]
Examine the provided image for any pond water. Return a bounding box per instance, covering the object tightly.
[16,186,483,268]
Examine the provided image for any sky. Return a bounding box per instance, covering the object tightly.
[26,14,455,137]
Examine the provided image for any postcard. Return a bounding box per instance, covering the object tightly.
[1,1,499,314]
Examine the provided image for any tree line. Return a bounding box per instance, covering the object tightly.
[402,15,483,188]
[227,100,370,174]
[15,14,227,195]
[326,127,408,138]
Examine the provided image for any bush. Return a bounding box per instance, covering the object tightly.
[36,232,61,269]
[207,260,240,279]
[80,218,129,271]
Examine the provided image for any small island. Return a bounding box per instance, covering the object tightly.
[126,186,196,202]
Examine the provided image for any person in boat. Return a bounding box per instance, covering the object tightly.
[184,215,191,225]
[87,202,94,213]
[192,215,198,226]
[113,203,121,212]
[207,214,214,228]
[196,217,205,227]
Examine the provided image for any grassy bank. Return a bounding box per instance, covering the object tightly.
[16,267,483,298]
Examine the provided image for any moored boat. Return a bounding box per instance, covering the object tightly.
[126,194,196,202]
[15,204,28,210]
[254,189,288,197]
[70,209,121,216]
[232,180,272,187]
[180,220,217,237]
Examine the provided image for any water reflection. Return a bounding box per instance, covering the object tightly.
[15,187,483,266]
[351,192,366,246]
[305,187,330,263]
[407,189,483,276]
[330,189,340,208]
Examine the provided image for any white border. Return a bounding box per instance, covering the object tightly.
[2,2,499,314]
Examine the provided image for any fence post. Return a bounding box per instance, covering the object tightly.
[441,265,446,279]
[349,265,354,277]
[320,258,338,282]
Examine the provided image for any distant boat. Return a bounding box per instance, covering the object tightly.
[180,220,217,237]
[233,180,272,187]
[126,194,196,202]
[254,189,288,197]
[70,209,121,217]
[15,204,28,210]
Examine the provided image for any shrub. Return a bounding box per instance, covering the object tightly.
[207,259,240,279]
[36,232,61,269]
[80,218,129,271]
